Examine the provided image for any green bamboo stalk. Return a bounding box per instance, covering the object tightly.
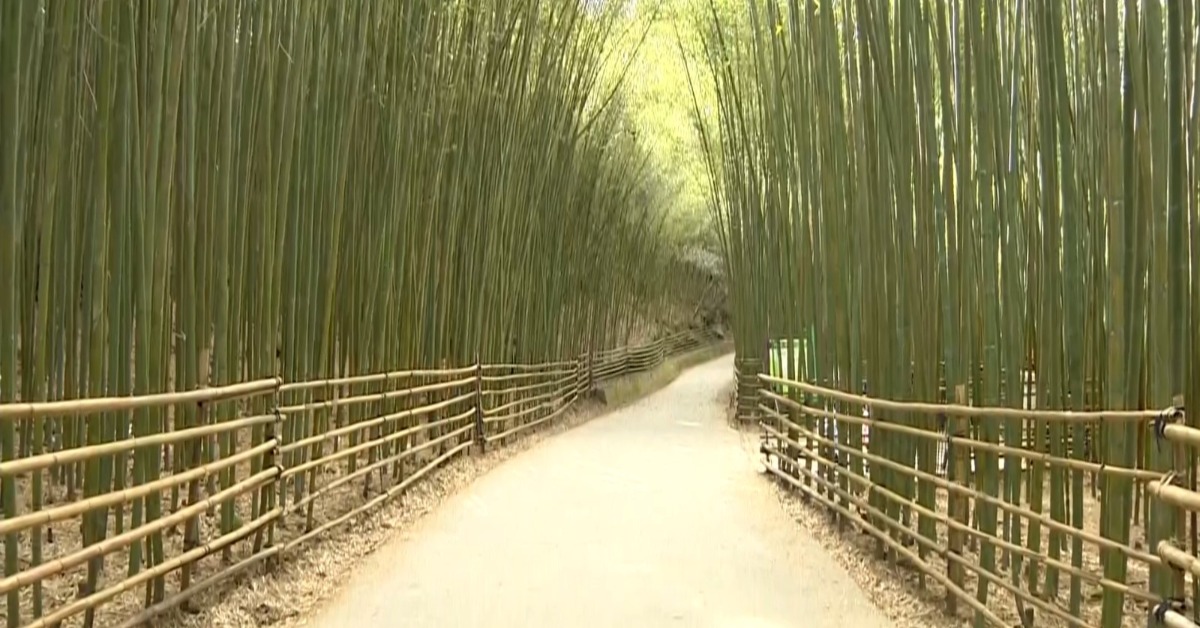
[0,1,715,623]
[0,2,26,624]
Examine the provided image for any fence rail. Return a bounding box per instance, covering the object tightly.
[754,371,1190,628]
[0,329,719,628]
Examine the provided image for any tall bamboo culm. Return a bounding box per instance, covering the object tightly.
[0,1,722,626]
[696,1,1197,627]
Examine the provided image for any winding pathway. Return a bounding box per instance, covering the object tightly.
[308,354,892,628]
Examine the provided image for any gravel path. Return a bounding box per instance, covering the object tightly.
[307,355,893,628]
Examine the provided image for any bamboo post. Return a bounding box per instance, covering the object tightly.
[265,404,283,570]
[736,356,760,423]
[473,362,485,454]
[1170,395,1187,602]
[576,355,584,404]
[180,354,211,601]
[947,384,969,616]
[783,388,800,483]
[587,350,595,394]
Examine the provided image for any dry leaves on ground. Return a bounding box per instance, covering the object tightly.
[160,401,606,628]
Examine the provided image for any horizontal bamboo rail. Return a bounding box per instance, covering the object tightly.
[481,370,577,383]
[0,412,278,477]
[761,374,1173,423]
[482,360,578,372]
[760,389,1165,483]
[1158,542,1200,579]
[1159,611,1198,628]
[483,383,572,417]
[0,330,721,626]
[759,417,1159,605]
[24,508,282,628]
[282,409,474,482]
[0,441,277,536]
[1145,400,1199,628]
[279,390,476,459]
[278,367,478,393]
[116,545,285,628]
[283,440,477,553]
[762,442,1048,627]
[0,468,281,595]
[753,371,1189,628]
[276,375,475,415]
[485,400,574,444]
[286,423,476,515]
[756,409,1164,568]
[0,378,282,421]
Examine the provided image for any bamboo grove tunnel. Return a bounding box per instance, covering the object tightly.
[4,1,1200,628]
[0,1,725,626]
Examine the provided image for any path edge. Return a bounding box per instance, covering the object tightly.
[156,341,732,628]
[597,341,733,411]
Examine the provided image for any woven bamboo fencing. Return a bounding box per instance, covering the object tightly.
[0,330,717,628]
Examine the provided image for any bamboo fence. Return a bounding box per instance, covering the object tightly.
[753,371,1189,628]
[0,329,718,628]
[1148,415,1200,628]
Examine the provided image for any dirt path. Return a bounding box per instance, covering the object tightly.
[305,355,892,628]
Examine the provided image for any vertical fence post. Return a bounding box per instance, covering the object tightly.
[587,349,595,393]
[265,393,284,569]
[579,353,588,402]
[735,356,761,423]
[473,361,485,454]
[785,382,802,493]
[946,384,969,616]
[1169,394,1187,603]
[181,361,211,595]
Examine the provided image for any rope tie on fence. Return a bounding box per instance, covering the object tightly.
[269,404,284,451]
[1153,405,1185,451]
[1149,597,1186,626]
[1158,472,1179,493]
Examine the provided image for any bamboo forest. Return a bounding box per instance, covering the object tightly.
[1,1,1199,628]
